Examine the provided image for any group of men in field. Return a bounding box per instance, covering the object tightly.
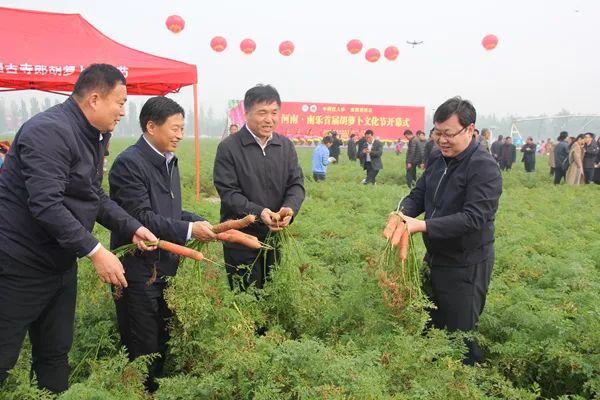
[0,63,501,394]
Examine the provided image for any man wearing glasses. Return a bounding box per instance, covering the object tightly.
[385,97,502,365]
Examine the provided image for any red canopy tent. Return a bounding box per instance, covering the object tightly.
[0,6,202,199]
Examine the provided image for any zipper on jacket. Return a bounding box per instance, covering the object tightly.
[168,162,175,199]
[430,159,448,219]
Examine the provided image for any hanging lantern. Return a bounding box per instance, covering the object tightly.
[240,38,256,54]
[279,40,295,56]
[210,36,227,52]
[384,46,399,61]
[346,39,363,54]
[482,34,498,51]
[165,15,185,33]
[365,48,380,63]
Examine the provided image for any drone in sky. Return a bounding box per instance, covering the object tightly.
[406,40,424,48]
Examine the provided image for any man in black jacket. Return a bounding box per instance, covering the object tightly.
[329,131,343,162]
[358,129,383,184]
[0,64,157,393]
[583,132,599,183]
[405,129,421,188]
[385,97,502,365]
[490,134,503,164]
[347,133,358,161]
[109,97,215,391]
[213,84,305,291]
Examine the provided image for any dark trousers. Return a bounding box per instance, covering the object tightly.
[113,281,171,392]
[549,166,555,176]
[424,252,494,365]
[554,166,566,184]
[406,164,417,187]
[583,168,595,184]
[0,253,77,394]
[224,245,279,291]
[364,161,379,184]
[500,160,513,171]
[524,159,535,172]
[313,172,326,182]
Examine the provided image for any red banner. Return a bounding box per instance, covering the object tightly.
[278,101,424,140]
[228,100,425,141]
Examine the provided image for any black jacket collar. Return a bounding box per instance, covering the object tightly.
[238,125,283,147]
[453,138,480,162]
[63,97,107,143]
[135,136,177,170]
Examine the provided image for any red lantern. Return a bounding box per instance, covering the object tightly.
[279,40,295,56]
[365,48,380,63]
[347,39,363,55]
[482,34,498,51]
[384,46,399,61]
[165,15,185,33]
[240,38,256,54]
[210,36,227,52]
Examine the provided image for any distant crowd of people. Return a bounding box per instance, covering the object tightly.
[301,125,600,188]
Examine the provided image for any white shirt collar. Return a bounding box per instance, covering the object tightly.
[143,135,175,164]
[245,124,272,155]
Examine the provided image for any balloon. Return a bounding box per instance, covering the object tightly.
[240,38,256,54]
[365,48,380,63]
[165,15,185,33]
[279,40,295,56]
[482,34,498,51]
[384,46,399,61]
[210,36,227,52]
[347,39,363,55]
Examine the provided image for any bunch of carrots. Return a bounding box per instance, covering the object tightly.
[113,214,268,264]
[377,211,424,315]
[210,214,271,250]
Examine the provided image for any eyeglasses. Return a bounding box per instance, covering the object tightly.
[431,126,468,140]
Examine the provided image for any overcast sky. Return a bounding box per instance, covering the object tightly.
[2,0,599,118]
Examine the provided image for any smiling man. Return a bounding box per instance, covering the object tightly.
[108,96,215,392]
[385,97,502,366]
[213,84,305,291]
[0,64,157,394]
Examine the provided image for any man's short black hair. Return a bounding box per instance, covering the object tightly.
[322,135,333,144]
[72,64,126,99]
[139,97,185,133]
[244,84,281,111]
[584,132,595,139]
[404,129,413,136]
[433,97,476,128]
[364,129,374,136]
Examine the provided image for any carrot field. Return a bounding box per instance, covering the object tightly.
[3,137,600,400]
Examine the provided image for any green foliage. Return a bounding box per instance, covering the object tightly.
[5,138,597,399]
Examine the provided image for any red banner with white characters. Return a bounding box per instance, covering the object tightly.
[228,101,425,140]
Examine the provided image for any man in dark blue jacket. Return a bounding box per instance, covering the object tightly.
[213,84,305,291]
[0,64,157,393]
[109,96,215,391]
[385,97,502,365]
[553,131,570,184]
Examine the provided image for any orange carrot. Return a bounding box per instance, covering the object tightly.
[390,220,405,245]
[224,229,261,241]
[216,231,262,249]
[383,213,401,240]
[212,214,256,234]
[158,240,204,261]
[399,229,409,262]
